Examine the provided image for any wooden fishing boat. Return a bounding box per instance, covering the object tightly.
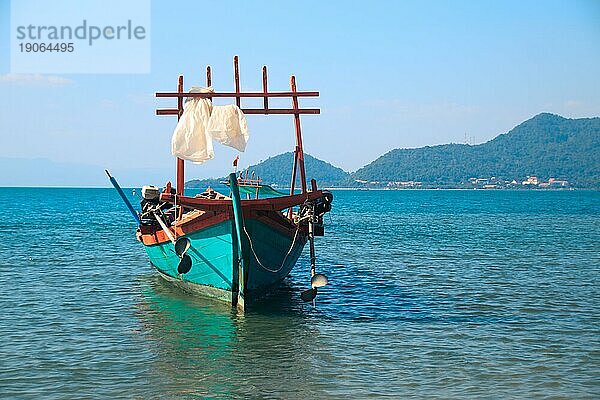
[108,57,332,311]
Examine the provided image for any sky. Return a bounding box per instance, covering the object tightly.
[0,0,599,186]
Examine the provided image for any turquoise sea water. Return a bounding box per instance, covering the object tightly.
[0,188,598,398]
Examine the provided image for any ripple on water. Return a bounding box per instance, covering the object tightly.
[0,188,598,398]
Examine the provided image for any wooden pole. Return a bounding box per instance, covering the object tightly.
[262,66,268,113]
[105,170,140,224]
[287,146,299,219]
[291,75,307,194]
[229,172,247,312]
[234,56,241,108]
[289,147,299,195]
[206,65,212,103]
[176,75,184,197]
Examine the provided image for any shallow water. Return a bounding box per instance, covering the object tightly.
[0,188,598,398]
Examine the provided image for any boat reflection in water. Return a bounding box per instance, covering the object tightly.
[134,274,331,398]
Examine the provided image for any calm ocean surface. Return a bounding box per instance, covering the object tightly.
[0,188,598,399]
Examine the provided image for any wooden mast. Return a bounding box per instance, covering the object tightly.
[206,65,212,103]
[289,75,307,195]
[262,66,269,112]
[176,75,184,197]
[233,56,241,108]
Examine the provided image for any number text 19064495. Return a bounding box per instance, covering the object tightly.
[19,42,74,52]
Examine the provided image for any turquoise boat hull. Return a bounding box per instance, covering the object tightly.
[143,217,307,303]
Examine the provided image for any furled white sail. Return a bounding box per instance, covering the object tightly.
[207,104,249,152]
[171,87,214,164]
[171,87,249,164]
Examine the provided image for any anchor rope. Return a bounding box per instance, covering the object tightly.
[243,224,301,273]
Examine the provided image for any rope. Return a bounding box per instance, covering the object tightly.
[243,225,301,273]
[173,193,178,239]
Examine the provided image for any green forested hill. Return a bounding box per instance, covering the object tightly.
[352,113,600,187]
[186,113,599,189]
[186,152,349,188]
[238,152,349,186]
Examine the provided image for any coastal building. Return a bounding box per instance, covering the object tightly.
[533,177,569,188]
[387,181,423,188]
[469,177,490,185]
[522,176,539,185]
[548,178,569,188]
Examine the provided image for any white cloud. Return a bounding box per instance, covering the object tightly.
[564,100,583,109]
[0,73,73,86]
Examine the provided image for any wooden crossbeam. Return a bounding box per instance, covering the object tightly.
[155,91,319,98]
[156,108,320,116]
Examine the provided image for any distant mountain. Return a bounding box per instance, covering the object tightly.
[0,158,107,187]
[186,152,349,189]
[352,113,600,188]
[188,113,599,189]
[0,157,174,188]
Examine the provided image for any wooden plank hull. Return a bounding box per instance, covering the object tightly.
[143,216,307,305]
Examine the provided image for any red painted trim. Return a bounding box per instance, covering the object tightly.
[140,207,302,247]
[160,190,323,213]
[141,211,229,246]
[252,212,301,237]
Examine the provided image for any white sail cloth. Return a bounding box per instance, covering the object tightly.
[171,87,249,164]
[207,105,249,152]
[171,87,214,164]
